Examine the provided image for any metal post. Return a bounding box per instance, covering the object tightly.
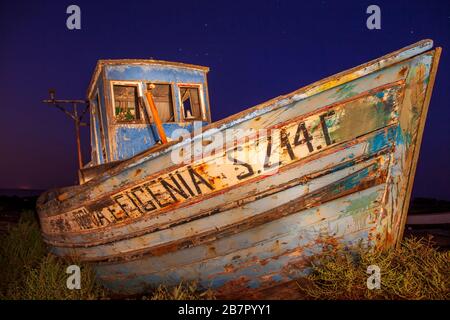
[42,90,89,183]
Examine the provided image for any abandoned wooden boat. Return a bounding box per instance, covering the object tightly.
[37,39,441,298]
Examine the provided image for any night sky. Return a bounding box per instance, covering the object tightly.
[0,0,449,200]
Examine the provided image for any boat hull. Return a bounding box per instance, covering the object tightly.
[37,40,441,297]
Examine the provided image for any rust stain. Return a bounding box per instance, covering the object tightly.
[398,66,408,77]
[202,139,212,146]
[223,264,235,273]
[134,169,142,177]
[213,276,251,298]
[57,192,69,202]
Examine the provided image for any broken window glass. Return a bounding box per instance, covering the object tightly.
[113,85,140,122]
[179,86,202,121]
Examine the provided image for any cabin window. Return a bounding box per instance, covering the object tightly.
[148,83,174,122]
[95,93,108,162]
[113,85,141,122]
[179,86,203,121]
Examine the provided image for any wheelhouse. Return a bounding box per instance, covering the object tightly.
[86,59,211,167]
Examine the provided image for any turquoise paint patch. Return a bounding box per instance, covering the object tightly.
[340,167,370,192]
[367,126,397,153]
[330,83,358,100]
[394,125,406,146]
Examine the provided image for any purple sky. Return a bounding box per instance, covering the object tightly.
[0,0,449,200]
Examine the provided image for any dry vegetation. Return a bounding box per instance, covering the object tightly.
[0,211,448,300]
[143,282,215,300]
[0,211,105,299]
[297,238,449,300]
[0,211,211,300]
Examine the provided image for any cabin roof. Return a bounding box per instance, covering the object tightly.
[86,59,210,99]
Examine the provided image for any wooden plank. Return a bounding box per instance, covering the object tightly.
[40,84,401,235]
[394,48,442,246]
[42,128,394,246]
[49,155,388,260]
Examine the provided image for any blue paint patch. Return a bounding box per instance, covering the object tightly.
[340,167,370,192]
[271,274,283,282]
[106,65,205,83]
[248,279,261,289]
[114,122,207,160]
[115,126,156,160]
[374,91,385,99]
[367,126,397,154]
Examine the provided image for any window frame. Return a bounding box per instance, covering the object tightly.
[110,80,145,125]
[143,81,178,123]
[177,83,206,122]
[90,96,100,164]
[92,89,109,163]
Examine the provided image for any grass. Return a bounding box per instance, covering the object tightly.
[0,211,106,300]
[142,282,216,300]
[0,211,212,300]
[296,238,449,300]
[0,210,448,300]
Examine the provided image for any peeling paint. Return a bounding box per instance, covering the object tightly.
[37,40,441,298]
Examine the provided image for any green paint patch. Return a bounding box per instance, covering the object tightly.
[329,86,399,144]
[308,118,321,134]
[338,191,379,219]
